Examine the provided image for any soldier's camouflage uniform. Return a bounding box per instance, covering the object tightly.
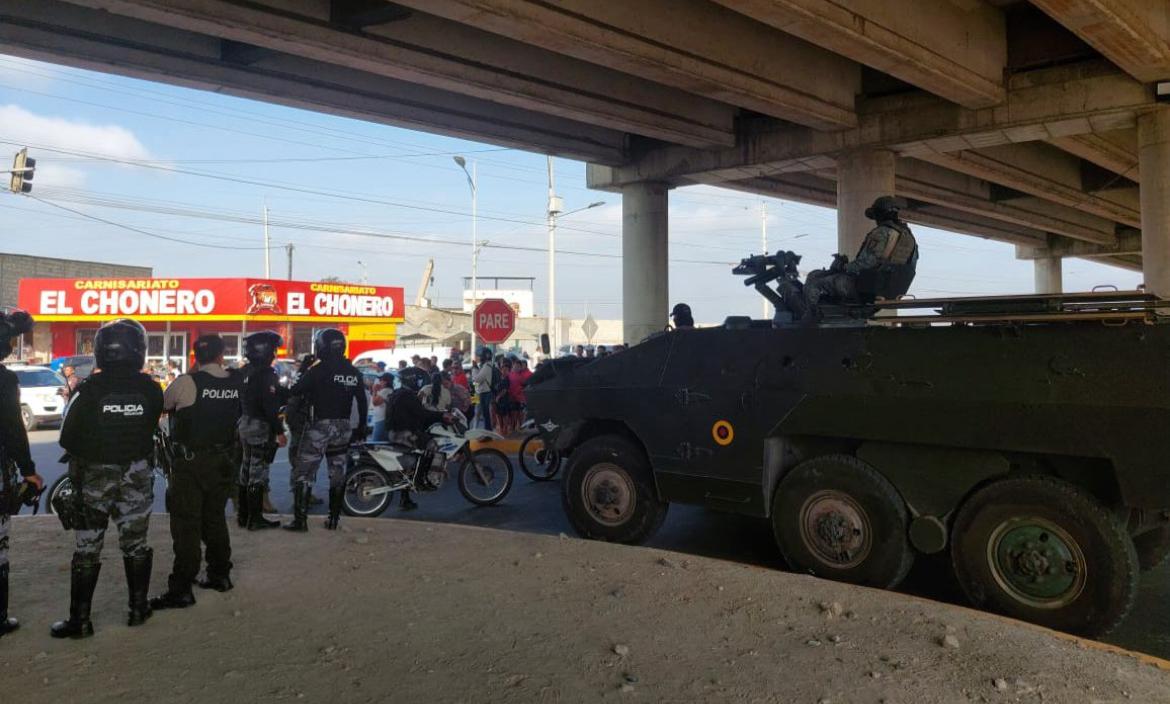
[0,511,9,569]
[73,459,154,559]
[292,418,351,490]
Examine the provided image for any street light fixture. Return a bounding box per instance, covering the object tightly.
[547,156,604,355]
[453,155,478,354]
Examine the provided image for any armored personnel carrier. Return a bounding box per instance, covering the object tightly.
[526,254,1170,636]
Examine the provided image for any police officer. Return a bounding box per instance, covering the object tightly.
[385,370,451,511]
[284,354,314,475]
[52,318,164,639]
[799,196,918,317]
[150,335,242,612]
[286,328,367,531]
[237,331,286,531]
[0,311,41,638]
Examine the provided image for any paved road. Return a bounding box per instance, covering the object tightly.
[25,429,1170,658]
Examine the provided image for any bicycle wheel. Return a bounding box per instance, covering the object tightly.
[519,433,561,481]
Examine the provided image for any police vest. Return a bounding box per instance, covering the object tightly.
[175,371,242,450]
[85,373,158,463]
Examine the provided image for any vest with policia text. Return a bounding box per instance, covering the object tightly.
[77,372,160,464]
[175,371,242,450]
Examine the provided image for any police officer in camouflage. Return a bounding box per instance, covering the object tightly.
[150,335,242,612]
[0,311,42,638]
[52,318,164,639]
[237,331,287,531]
[792,196,919,320]
[286,328,367,532]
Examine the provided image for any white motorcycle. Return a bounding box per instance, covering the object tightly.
[341,410,514,516]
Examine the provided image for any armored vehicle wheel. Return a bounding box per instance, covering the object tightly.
[561,434,667,544]
[772,454,914,589]
[951,476,1138,636]
[1133,526,1170,572]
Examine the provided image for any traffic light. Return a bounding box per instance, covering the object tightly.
[9,148,35,194]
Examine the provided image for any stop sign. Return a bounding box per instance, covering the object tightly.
[473,298,516,345]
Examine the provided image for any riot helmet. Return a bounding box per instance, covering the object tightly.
[0,310,33,360]
[95,318,147,370]
[313,328,346,361]
[864,195,902,222]
[399,368,422,392]
[193,334,225,365]
[243,330,283,365]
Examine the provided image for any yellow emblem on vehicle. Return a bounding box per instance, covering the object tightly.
[712,420,734,446]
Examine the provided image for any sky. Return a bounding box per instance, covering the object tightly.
[0,54,1144,324]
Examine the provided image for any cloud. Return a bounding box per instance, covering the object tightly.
[0,104,152,186]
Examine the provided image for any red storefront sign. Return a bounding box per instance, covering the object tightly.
[473,298,515,345]
[18,277,405,325]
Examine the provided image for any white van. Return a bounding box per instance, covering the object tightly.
[9,364,67,430]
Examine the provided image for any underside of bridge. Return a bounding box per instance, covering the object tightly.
[3,0,1169,341]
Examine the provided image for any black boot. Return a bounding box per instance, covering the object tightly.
[324,486,343,530]
[50,557,100,639]
[125,549,153,627]
[150,573,197,610]
[235,483,250,528]
[197,572,234,592]
[246,485,279,531]
[283,484,309,532]
[399,490,418,511]
[0,564,18,637]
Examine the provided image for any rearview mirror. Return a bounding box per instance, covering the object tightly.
[540,333,551,355]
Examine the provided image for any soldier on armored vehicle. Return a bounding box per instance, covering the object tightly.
[763,196,918,322]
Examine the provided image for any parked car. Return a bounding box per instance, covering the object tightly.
[10,364,68,430]
[49,354,96,379]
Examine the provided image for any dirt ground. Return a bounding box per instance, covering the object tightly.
[1,515,1168,704]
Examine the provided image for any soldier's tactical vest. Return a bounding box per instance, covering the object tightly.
[882,222,918,266]
[175,371,242,450]
[85,373,156,464]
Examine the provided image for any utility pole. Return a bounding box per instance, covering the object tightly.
[547,156,563,355]
[285,243,294,280]
[454,156,478,354]
[760,201,771,320]
[263,205,271,278]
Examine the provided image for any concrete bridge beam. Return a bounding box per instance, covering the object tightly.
[712,0,1006,108]
[1031,0,1170,84]
[1139,108,1170,298]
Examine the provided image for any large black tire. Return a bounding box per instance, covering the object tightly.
[1134,526,1170,572]
[951,475,1138,637]
[561,434,667,544]
[519,433,561,481]
[772,454,915,589]
[457,448,514,507]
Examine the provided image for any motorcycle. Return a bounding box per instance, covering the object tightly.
[341,410,514,516]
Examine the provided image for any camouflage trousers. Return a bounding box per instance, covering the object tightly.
[74,459,154,561]
[238,416,276,487]
[0,512,8,568]
[292,418,351,490]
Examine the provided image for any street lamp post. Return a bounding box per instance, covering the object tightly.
[546,156,604,356]
[454,156,478,354]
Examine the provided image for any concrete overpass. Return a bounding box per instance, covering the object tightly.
[2,0,1169,341]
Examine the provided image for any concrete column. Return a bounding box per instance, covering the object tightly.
[1139,107,1170,299]
[836,149,897,256]
[622,182,669,344]
[1033,256,1063,294]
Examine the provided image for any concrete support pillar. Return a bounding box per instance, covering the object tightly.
[622,182,669,344]
[837,149,896,256]
[1139,107,1170,298]
[1033,256,1063,294]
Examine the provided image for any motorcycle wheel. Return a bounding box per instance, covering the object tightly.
[457,448,514,507]
[342,461,395,518]
[519,433,561,481]
[44,474,73,515]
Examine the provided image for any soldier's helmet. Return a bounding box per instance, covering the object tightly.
[95,318,147,370]
[864,195,902,221]
[313,328,347,361]
[243,330,283,365]
[0,309,33,360]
